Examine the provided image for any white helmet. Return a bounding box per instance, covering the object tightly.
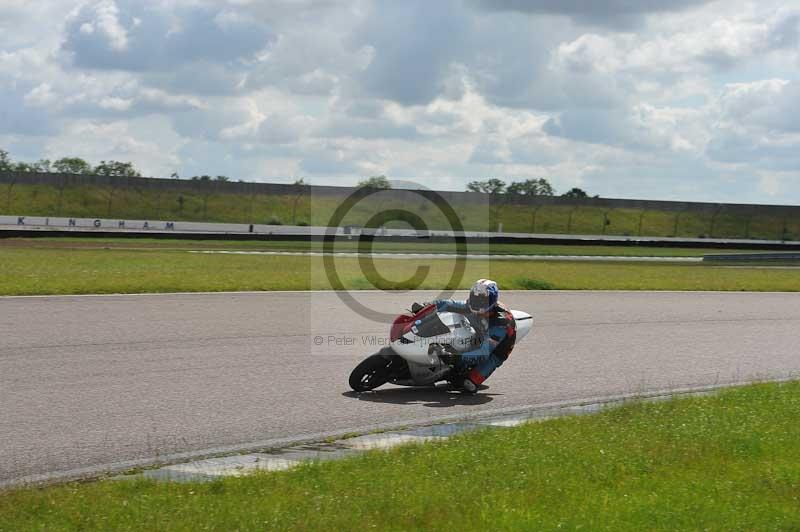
[468,279,499,313]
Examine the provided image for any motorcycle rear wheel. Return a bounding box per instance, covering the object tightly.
[349,352,393,392]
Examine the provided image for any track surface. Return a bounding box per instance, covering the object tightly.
[2,291,800,486]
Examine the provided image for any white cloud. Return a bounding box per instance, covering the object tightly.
[45,117,183,177]
[99,96,133,111]
[24,84,57,107]
[552,6,800,78]
[717,79,800,133]
[705,79,800,174]
[63,0,275,74]
[1,0,799,204]
[90,0,130,51]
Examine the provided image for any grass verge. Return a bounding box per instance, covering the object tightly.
[1,247,799,295]
[2,381,799,530]
[0,236,764,257]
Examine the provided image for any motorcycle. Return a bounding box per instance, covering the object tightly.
[348,303,533,393]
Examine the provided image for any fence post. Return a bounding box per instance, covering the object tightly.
[567,206,579,233]
[5,177,15,212]
[530,205,541,233]
[57,175,65,216]
[709,206,721,238]
[601,210,611,235]
[673,211,681,237]
[637,210,645,236]
[291,185,304,225]
[106,183,116,217]
[155,188,162,220]
[249,188,255,223]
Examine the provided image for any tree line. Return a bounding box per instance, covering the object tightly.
[466,178,592,198]
[0,148,143,177]
[0,148,232,181]
[357,175,593,198]
[2,148,592,197]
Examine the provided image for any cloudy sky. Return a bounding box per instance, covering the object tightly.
[1,0,799,203]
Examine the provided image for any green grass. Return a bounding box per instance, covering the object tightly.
[2,381,799,530]
[512,277,555,290]
[0,236,769,257]
[1,246,799,295]
[3,182,796,239]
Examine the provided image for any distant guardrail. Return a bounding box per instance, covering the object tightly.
[704,253,800,262]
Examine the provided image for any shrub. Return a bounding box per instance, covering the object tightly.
[348,277,373,290]
[513,277,554,290]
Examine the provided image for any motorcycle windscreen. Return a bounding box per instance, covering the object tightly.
[412,312,451,338]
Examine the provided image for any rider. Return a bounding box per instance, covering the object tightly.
[427,279,517,394]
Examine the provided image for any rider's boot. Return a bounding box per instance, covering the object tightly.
[460,377,478,394]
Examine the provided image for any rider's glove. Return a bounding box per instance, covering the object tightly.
[436,344,461,366]
[411,302,425,313]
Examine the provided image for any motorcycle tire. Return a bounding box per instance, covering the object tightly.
[349,352,393,392]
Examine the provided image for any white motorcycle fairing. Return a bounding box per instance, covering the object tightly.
[391,311,478,366]
[511,310,533,341]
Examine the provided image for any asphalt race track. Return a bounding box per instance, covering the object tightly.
[2,290,800,486]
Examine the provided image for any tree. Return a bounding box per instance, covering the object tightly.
[291,178,308,224]
[170,172,180,179]
[191,175,212,181]
[10,160,47,172]
[94,160,141,177]
[214,175,230,182]
[0,149,11,171]
[53,157,92,174]
[11,162,36,172]
[34,159,51,172]
[466,178,506,194]
[357,175,391,189]
[562,187,589,198]
[507,178,554,196]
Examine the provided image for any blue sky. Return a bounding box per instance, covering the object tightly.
[1,0,799,203]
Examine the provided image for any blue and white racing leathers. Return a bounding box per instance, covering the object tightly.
[432,299,517,385]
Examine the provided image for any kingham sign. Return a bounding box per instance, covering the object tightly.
[2,216,176,231]
[0,215,322,235]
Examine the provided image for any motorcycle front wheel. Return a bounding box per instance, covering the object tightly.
[349,352,393,392]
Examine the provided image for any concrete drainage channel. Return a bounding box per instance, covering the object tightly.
[120,385,743,484]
